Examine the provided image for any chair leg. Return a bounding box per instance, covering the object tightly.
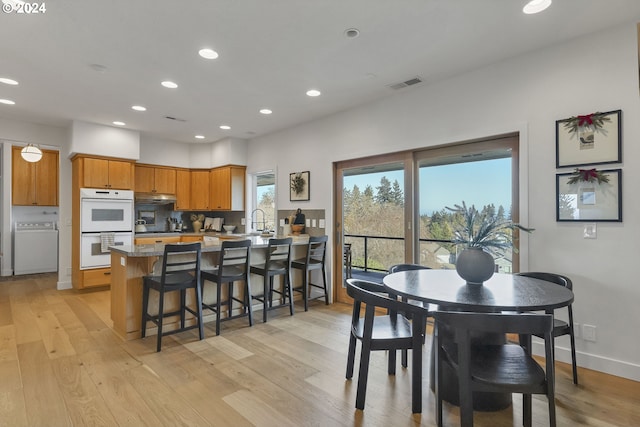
[302,269,309,311]
[569,331,578,385]
[227,281,234,319]
[287,271,294,316]
[215,280,222,336]
[263,278,269,323]
[346,335,357,379]
[195,284,204,340]
[245,277,254,327]
[388,349,397,375]
[523,393,532,427]
[156,289,165,352]
[321,265,329,305]
[356,341,372,410]
[411,333,422,414]
[180,289,186,329]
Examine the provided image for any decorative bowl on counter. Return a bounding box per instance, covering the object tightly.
[223,225,236,234]
[291,224,304,235]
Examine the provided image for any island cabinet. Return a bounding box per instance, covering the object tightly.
[134,164,176,194]
[76,156,135,190]
[175,168,191,210]
[11,146,59,206]
[190,169,210,210]
[210,165,246,211]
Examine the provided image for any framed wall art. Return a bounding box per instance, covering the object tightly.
[556,109,621,168]
[290,171,310,201]
[556,168,621,222]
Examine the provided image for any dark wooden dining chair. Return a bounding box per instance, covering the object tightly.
[387,263,434,362]
[345,278,427,413]
[515,272,578,384]
[291,235,328,311]
[250,237,294,322]
[432,311,556,427]
[141,242,204,352]
[200,239,253,336]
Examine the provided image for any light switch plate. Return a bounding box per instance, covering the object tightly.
[311,219,316,227]
[306,218,311,227]
[584,223,597,239]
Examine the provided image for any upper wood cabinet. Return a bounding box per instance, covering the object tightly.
[134,165,176,194]
[210,166,246,211]
[12,146,59,206]
[190,170,210,210]
[79,157,134,189]
[175,169,191,210]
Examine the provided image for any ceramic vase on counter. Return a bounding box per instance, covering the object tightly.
[192,220,202,232]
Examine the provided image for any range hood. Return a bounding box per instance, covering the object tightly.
[134,193,177,205]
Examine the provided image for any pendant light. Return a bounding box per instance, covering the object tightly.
[21,144,43,162]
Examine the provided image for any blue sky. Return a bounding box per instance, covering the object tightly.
[344,158,512,216]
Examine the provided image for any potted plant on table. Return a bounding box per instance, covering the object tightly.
[446,202,533,285]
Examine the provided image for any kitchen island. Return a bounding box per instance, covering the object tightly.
[109,234,309,340]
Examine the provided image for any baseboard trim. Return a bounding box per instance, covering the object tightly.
[57,280,72,290]
[533,341,640,382]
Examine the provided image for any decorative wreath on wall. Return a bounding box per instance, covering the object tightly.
[566,168,610,185]
[562,112,611,134]
[290,173,306,195]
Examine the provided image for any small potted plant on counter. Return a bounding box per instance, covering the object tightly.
[447,201,533,285]
[190,213,205,232]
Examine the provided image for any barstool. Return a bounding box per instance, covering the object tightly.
[292,235,328,311]
[200,239,253,336]
[250,237,294,322]
[141,242,204,352]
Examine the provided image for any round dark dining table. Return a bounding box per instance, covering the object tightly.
[383,269,574,411]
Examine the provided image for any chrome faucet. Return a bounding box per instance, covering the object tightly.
[251,208,266,231]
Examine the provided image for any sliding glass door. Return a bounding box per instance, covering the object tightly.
[333,135,520,303]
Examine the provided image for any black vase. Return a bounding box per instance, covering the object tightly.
[455,247,495,285]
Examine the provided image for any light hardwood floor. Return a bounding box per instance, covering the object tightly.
[1,273,639,426]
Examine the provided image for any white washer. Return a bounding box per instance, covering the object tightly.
[14,222,59,275]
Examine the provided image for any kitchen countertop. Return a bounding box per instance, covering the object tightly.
[114,233,309,257]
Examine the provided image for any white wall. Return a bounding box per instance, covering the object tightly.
[245,23,640,381]
[70,121,140,160]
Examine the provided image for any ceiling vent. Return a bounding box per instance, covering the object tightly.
[164,116,187,122]
[388,76,423,90]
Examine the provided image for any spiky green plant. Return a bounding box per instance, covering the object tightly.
[446,202,534,255]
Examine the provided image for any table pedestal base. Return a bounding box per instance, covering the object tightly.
[429,328,512,411]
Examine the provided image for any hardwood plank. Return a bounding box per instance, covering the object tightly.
[17,341,71,426]
[223,389,299,427]
[51,354,120,426]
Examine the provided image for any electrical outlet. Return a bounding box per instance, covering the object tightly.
[241,218,246,225]
[583,324,597,342]
[311,219,317,227]
[319,219,325,228]
[584,223,597,239]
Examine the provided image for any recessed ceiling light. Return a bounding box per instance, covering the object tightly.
[0,77,18,85]
[259,109,272,115]
[195,135,205,139]
[219,125,231,130]
[344,28,360,38]
[0,99,16,105]
[161,81,178,89]
[523,0,552,14]
[113,121,125,126]
[131,105,146,111]
[306,89,321,97]
[198,48,219,59]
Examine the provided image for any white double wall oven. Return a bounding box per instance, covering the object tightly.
[80,188,134,269]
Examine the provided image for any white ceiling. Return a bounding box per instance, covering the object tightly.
[1,0,639,144]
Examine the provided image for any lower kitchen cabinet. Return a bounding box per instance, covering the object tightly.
[79,267,112,289]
